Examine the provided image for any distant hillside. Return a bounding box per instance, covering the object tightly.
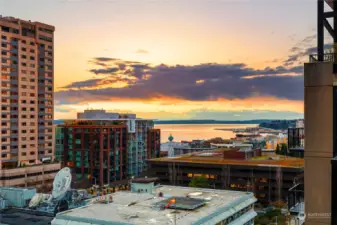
[154,120,269,124]
[54,119,298,127]
[259,120,297,130]
[54,120,64,125]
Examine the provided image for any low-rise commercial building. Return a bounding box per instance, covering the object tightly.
[52,181,257,225]
[147,149,304,204]
[0,163,60,190]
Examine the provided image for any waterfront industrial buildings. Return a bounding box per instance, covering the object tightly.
[0,16,55,167]
[52,179,257,225]
[148,149,304,205]
[55,110,160,186]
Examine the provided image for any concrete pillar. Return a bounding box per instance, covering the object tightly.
[304,62,333,225]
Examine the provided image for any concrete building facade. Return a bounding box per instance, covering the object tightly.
[304,62,333,225]
[0,163,60,191]
[0,16,54,167]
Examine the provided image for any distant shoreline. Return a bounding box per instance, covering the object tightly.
[154,120,268,125]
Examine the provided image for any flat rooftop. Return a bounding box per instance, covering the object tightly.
[0,208,53,225]
[149,149,304,168]
[53,186,256,225]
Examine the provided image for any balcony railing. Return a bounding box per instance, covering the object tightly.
[309,53,337,62]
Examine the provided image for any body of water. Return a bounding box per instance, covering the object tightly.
[154,124,258,143]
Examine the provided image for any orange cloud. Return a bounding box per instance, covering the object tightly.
[55,96,303,119]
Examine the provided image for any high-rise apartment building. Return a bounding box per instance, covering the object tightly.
[0,16,54,168]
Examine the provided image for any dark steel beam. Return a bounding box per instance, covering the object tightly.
[323,18,336,39]
[318,0,325,61]
[334,0,337,73]
[324,11,337,18]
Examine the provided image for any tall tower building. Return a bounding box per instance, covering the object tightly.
[0,16,54,168]
[305,1,337,224]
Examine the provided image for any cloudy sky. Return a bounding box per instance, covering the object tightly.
[0,0,333,120]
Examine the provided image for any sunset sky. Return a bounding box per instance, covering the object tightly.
[1,0,331,120]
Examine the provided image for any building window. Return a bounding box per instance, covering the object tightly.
[21,145,27,148]
[21,152,27,156]
[1,35,7,40]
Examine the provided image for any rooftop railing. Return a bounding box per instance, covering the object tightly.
[309,53,337,62]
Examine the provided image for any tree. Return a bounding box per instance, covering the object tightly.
[275,144,281,155]
[188,176,209,188]
[259,140,266,149]
[281,144,288,156]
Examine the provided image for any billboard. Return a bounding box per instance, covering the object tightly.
[128,120,136,133]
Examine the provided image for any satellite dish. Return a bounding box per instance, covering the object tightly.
[52,167,72,200]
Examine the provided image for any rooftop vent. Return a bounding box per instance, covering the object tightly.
[154,197,206,210]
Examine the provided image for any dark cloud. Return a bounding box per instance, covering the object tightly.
[57,61,304,103]
[283,41,332,66]
[94,57,118,62]
[62,77,133,89]
[136,49,149,54]
[301,34,316,45]
[62,79,102,89]
[59,34,335,104]
[89,67,120,75]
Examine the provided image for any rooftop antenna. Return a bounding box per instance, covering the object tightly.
[51,167,72,200]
